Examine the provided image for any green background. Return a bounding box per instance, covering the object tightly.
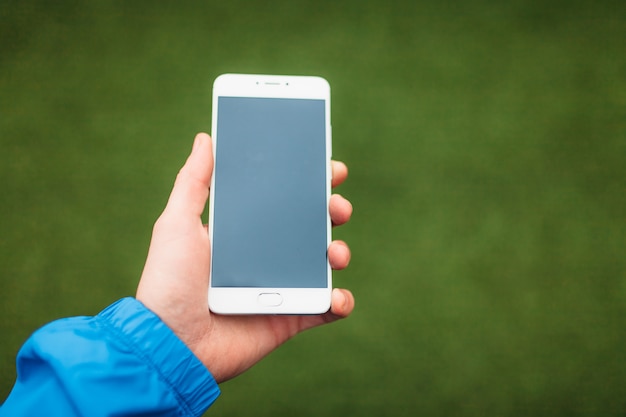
[1,1,625,415]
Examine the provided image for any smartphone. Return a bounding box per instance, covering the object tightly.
[208,74,332,314]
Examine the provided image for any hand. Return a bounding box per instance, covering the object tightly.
[136,133,355,383]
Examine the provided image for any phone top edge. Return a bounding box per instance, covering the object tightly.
[214,73,329,83]
[213,73,330,99]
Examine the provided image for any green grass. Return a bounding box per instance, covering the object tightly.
[1,0,625,415]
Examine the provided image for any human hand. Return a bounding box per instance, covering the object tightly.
[136,133,354,383]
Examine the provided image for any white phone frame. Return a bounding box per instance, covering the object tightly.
[208,74,332,315]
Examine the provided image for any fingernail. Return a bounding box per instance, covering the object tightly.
[333,289,346,312]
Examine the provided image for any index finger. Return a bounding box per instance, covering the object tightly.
[331,160,348,188]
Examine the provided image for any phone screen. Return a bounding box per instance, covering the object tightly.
[211,96,329,288]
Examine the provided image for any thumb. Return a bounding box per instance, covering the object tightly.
[163,133,214,218]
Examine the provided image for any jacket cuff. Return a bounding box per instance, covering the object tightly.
[97,297,220,415]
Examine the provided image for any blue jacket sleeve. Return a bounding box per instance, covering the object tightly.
[0,297,220,417]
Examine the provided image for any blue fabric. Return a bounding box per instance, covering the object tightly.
[0,298,220,416]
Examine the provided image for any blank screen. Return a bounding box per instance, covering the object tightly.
[211,97,328,288]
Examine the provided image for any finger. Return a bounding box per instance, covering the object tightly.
[331,160,348,188]
[328,240,351,270]
[297,288,355,331]
[329,288,355,318]
[329,194,352,227]
[164,133,214,218]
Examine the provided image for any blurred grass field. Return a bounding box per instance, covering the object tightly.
[1,0,625,415]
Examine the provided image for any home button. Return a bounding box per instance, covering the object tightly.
[258,293,283,307]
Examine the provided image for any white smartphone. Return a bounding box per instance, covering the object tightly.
[208,74,332,314]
